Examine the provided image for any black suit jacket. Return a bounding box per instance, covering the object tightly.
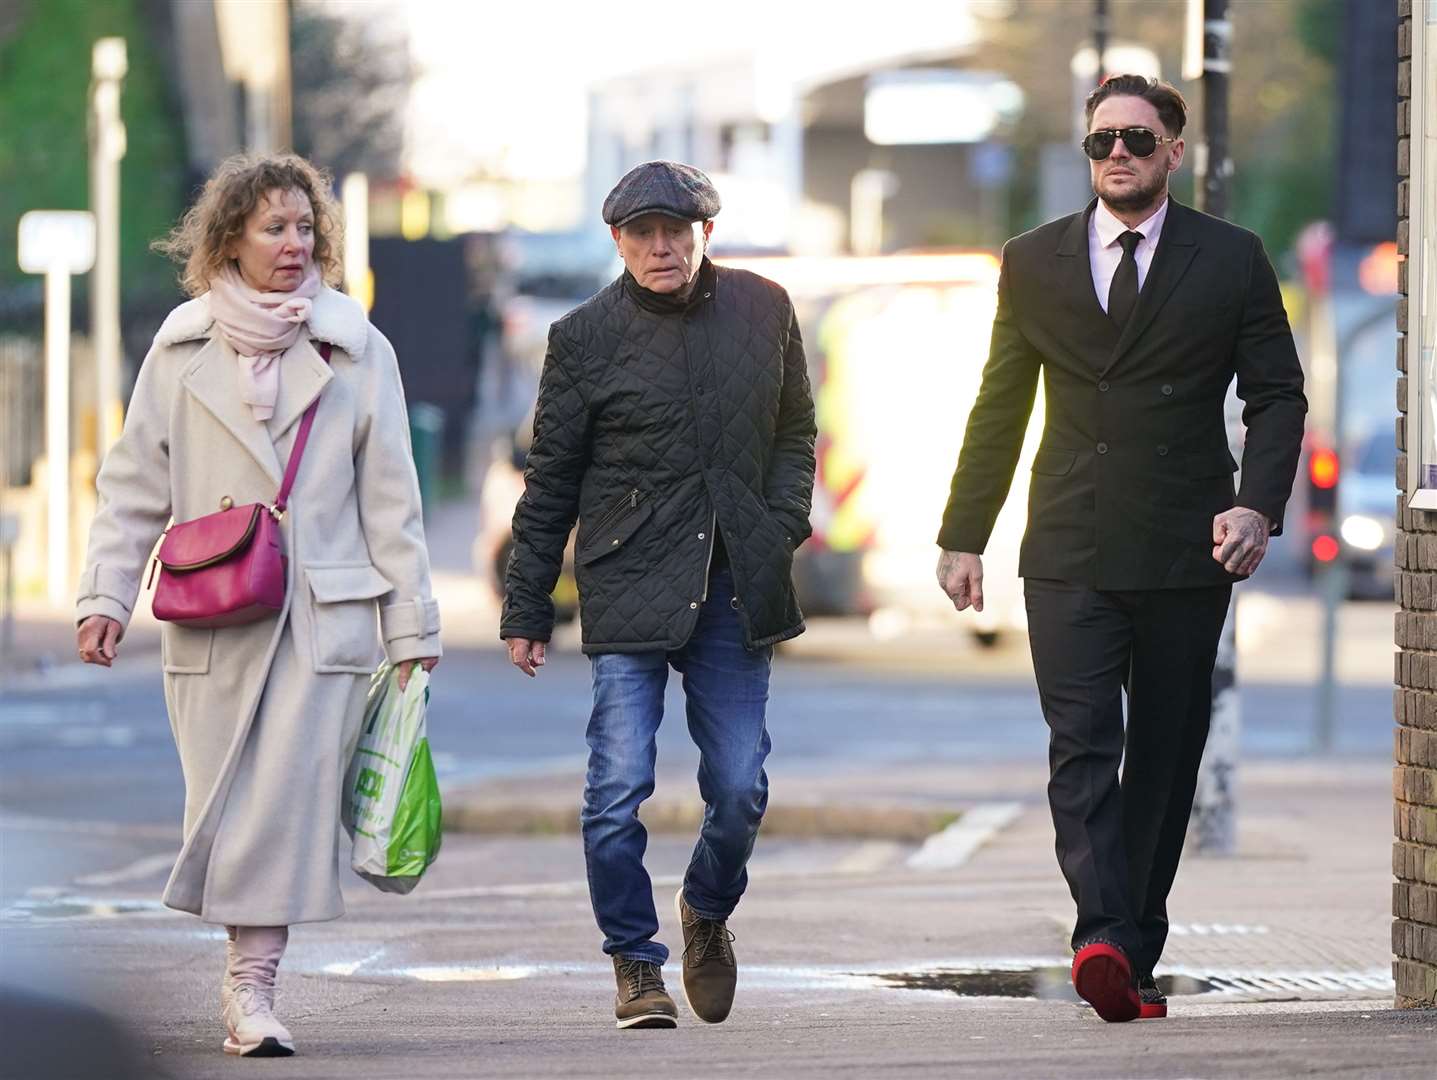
[937,198,1307,589]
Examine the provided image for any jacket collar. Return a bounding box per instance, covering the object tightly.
[154,284,370,359]
[164,288,356,485]
[622,256,717,315]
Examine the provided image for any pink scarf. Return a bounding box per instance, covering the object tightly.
[208,263,322,421]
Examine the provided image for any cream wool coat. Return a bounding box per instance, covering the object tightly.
[76,286,441,925]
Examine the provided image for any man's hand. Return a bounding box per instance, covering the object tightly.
[937,550,985,612]
[1212,506,1271,576]
[396,657,439,691]
[505,637,547,678]
[77,615,123,667]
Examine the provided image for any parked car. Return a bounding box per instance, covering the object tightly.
[470,230,612,620]
[1340,427,1396,599]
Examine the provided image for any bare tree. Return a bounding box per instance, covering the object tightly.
[289,0,412,182]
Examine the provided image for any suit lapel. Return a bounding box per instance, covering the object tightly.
[1102,199,1200,377]
[180,337,284,485]
[268,336,334,439]
[1055,199,1120,368]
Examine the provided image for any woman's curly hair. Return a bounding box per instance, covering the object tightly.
[153,153,344,297]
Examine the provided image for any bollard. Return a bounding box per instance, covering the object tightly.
[408,403,445,520]
[1192,595,1239,854]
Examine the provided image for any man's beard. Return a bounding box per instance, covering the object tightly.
[1095,167,1167,213]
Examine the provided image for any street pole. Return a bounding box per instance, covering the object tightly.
[850,169,897,256]
[89,38,127,457]
[1191,0,1238,855]
[1094,0,1110,84]
[19,211,96,610]
[44,269,71,609]
[342,173,372,312]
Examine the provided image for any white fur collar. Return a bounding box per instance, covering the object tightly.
[153,285,370,359]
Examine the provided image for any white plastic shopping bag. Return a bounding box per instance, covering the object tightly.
[342,661,442,893]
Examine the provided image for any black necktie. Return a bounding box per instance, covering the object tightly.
[1107,230,1143,328]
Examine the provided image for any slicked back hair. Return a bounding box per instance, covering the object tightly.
[1084,74,1188,137]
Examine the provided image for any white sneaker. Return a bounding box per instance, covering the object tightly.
[222,984,295,1057]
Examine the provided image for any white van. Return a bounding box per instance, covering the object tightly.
[718,253,1042,647]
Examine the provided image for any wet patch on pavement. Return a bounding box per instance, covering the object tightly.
[871,963,1392,1001]
[873,965,1213,1001]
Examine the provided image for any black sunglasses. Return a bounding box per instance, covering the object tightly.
[1081,127,1178,161]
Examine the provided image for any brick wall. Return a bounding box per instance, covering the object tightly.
[1393,0,1437,1011]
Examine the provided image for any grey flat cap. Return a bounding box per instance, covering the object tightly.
[602,160,721,228]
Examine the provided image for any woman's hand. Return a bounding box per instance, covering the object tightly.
[396,657,438,691]
[77,616,124,667]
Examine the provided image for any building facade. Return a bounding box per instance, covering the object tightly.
[1394,0,1437,1010]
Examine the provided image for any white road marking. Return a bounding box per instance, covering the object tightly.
[395,965,541,982]
[416,874,683,902]
[319,948,386,977]
[906,802,1022,871]
[833,841,906,874]
[1169,922,1270,936]
[1,895,175,921]
[0,814,178,840]
[74,852,176,887]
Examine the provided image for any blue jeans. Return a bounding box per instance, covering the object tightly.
[581,569,773,965]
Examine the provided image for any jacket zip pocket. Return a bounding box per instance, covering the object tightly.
[590,489,641,539]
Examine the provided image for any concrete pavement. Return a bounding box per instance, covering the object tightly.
[4,756,1434,1077]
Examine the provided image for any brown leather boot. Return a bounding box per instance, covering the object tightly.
[612,957,678,1029]
[675,889,737,1024]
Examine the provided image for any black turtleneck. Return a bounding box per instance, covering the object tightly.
[621,256,717,314]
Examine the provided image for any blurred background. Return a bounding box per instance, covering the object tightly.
[0,0,1398,643]
[0,1,1411,1070]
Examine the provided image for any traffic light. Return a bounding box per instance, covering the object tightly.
[1308,446,1340,565]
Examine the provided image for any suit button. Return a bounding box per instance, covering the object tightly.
[1157,445,1169,456]
[1161,384,1173,396]
[1098,381,1110,392]
[1096,442,1109,455]
[697,532,706,540]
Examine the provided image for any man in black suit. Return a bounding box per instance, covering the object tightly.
[936,75,1306,1023]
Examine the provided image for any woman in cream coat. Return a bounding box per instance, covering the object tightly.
[75,154,440,1058]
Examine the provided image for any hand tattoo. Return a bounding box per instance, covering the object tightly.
[1214,506,1271,576]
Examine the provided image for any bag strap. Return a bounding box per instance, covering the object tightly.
[272,341,332,518]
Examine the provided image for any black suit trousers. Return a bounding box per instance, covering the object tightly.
[1023,578,1232,975]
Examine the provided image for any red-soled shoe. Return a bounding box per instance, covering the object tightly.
[1138,974,1168,1019]
[1071,941,1141,1023]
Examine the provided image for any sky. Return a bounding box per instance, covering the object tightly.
[393,0,991,188]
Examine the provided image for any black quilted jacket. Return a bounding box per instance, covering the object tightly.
[500,257,817,653]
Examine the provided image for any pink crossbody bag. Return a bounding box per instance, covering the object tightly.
[148,342,331,628]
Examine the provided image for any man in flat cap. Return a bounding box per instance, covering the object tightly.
[502,161,816,1030]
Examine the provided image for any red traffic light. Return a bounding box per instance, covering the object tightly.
[1312,534,1340,562]
[1310,448,1339,490]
